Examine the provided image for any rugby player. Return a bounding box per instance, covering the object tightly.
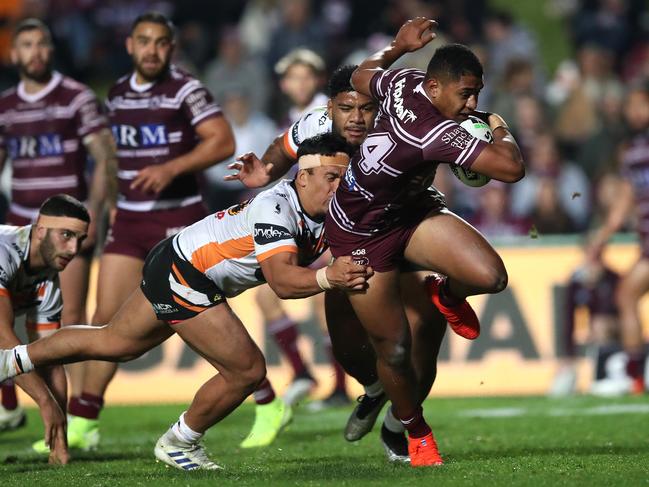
[0,19,116,436]
[588,82,649,394]
[67,11,236,449]
[0,133,373,470]
[0,194,90,465]
[325,18,524,466]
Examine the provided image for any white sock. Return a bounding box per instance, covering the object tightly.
[171,412,203,445]
[363,380,383,398]
[383,406,406,433]
[10,345,34,375]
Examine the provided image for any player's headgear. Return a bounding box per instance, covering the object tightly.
[12,18,52,44]
[130,11,176,39]
[297,133,354,169]
[327,65,358,98]
[426,43,483,82]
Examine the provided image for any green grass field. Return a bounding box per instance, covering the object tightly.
[1,395,648,486]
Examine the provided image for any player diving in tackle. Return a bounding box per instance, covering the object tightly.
[0,133,373,470]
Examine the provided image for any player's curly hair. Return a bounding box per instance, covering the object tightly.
[327,65,358,98]
[426,44,483,82]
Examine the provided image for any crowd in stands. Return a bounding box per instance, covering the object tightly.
[1,0,648,239]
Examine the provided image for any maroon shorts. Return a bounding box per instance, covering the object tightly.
[104,202,207,261]
[641,231,649,259]
[325,194,446,273]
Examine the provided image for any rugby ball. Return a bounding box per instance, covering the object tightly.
[450,115,492,187]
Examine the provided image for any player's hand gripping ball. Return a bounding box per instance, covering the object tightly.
[450,115,493,187]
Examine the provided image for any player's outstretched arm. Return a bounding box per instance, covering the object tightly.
[224,135,296,188]
[131,116,236,194]
[0,298,68,464]
[260,252,373,299]
[352,17,438,96]
[467,113,525,183]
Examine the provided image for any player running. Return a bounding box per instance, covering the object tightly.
[0,18,116,434]
[0,133,373,470]
[0,194,90,465]
[66,11,236,450]
[325,18,524,466]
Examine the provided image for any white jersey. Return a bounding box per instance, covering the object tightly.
[0,225,62,330]
[282,105,332,158]
[172,179,326,298]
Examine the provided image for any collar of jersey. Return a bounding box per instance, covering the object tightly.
[129,73,155,93]
[288,180,324,224]
[17,71,62,103]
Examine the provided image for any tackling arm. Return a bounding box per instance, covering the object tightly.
[259,251,373,299]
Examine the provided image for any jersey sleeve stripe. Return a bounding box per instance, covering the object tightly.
[282,131,298,158]
[257,245,298,263]
[190,235,255,273]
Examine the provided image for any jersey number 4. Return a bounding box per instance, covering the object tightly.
[358,133,400,177]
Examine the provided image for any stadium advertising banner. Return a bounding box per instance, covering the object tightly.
[17,240,648,404]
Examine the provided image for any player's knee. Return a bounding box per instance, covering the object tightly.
[476,265,508,294]
[238,352,267,393]
[378,340,409,370]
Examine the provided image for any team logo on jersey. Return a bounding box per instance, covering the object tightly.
[7,134,63,159]
[253,224,292,244]
[111,124,168,147]
[274,204,281,214]
[393,78,417,123]
[227,199,252,216]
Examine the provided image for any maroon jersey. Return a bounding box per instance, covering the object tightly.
[328,69,488,236]
[107,65,222,212]
[621,130,649,255]
[0,72,107,221]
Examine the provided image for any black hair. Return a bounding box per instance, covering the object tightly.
[12,18,52,42]
[297,132,355,160]
[327,65,358,98]
[426,43,483,82]
[130,11,175,39]
[39,194,90,223]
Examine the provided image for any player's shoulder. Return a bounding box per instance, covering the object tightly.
[0,85,17,105]
[107,73,131,99]
[250,181,299,219]
[165,65,205,95]
[290,105,331,143]
[0,225,28,261]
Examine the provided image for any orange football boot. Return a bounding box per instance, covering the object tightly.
[426,275,480,340]
[408,432,444,467]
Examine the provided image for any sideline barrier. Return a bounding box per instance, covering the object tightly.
[18,236,649,404]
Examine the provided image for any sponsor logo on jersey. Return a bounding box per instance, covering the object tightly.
[344,164,357,190]
[291,121,301,145]
[393,78,417,123]
[185,89,209,118]
[111,124,168,147]
[7,134,63,159]
[442,127,473,150]
[253,223,292,244]
[318,112,328,126]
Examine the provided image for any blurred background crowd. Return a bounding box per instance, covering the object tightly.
[1,0,648,238]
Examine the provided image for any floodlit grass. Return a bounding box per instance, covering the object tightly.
[1,395,648,486]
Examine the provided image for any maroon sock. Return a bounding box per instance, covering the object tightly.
[68,392,104,420]
[1,380,18,410]
[325,340,346,392]
[439,278,462,307]
[253,378,276,405]
[268,316,307,376]
[399,406,432,439]
[627,353,645,380]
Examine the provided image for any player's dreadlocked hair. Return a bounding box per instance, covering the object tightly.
[327,65,358,98]
[426,44,483,82]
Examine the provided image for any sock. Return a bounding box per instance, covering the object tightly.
[68,392,104,419]
[253,378,276,405]
[268,316,307,376]
[383,406,406,434]
[399,406,432,439]
[1,381,18,410]
[439,277,462,307]
[626,352,646,380]
[324,338,346,392]
[363,380,383,398]
[11,344,34,375]
[171,412,203,444]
